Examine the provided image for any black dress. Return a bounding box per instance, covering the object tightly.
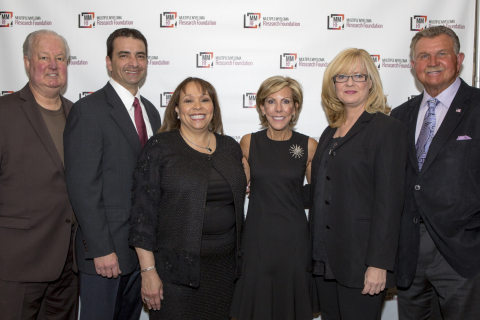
[230,130,313,320]
[155,167,236,320]
[129,130,247,320]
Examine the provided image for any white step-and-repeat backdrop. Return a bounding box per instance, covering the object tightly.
[1,0,475,319]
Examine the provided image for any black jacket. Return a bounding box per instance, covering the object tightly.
[64,82,161,275]
[391,79,480,287]
[129,130,247,288]
[309,111,407,288]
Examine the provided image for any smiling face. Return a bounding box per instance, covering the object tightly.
[175,81,214,134]
[334,62,372,111]
[412,34,464,97]
[106,36,147,95]
[24,34,68,98]
[260,86,297,132]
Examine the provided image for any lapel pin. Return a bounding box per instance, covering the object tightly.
[456,108,461,112]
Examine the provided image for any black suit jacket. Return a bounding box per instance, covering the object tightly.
[391,79,480,287]
[64,82,161,275]
[309,111,407,288]
[0,84,75,282]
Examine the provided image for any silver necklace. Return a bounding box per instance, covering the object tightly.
[180,131,212,153]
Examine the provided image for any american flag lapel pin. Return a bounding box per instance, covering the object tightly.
[456,108,461,112]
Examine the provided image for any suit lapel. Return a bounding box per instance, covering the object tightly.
[334,111,374,150]
[19,84,65,177]
[406,94,423,175]
[141,96,161,133]
[61,95,72,118]
[418,81,470,178]
[312,127,335,179]
[105,83,142,155]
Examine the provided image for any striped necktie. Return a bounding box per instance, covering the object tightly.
[415,98,440,170]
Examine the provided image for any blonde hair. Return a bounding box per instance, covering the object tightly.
[256,76,303,129]
[322,48,390,127]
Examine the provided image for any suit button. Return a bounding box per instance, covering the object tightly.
[415,185,420,190]
[332,151,336,157]
[326,176,330,180]
[66,218,71,223]
[325,200,329,205]
[326,225,330,229]
[413,218,418,224]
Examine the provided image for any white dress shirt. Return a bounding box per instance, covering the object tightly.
[109,78,153,138]
[415,77,461,142]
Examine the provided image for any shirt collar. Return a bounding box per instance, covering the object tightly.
[109,78,141,110]
[420,77,461,110]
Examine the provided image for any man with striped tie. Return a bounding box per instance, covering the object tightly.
[391,26,480,319]
[64,28,161,320]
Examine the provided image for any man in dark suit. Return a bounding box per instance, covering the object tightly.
[64,28,161,320]
[391,26,480,319]
[0,30,78,320]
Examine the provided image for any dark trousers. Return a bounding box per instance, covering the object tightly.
[79,267,142,320]
[0,228,78,320]
[397,223,480,320]
[314,276,386,320]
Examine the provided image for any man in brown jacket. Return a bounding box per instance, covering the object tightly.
[0,30,78,320]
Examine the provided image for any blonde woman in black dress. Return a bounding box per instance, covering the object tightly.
[231,76,318,319]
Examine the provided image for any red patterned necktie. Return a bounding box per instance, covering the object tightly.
[133,97,148,147]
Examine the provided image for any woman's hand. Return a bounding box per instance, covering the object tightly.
[362,266,386,295]
[141,269,164,310]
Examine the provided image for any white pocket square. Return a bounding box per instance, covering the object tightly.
[457,135,472,140]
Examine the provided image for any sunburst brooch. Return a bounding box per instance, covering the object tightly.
[289,144,304,158]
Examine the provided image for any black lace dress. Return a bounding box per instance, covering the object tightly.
[129,130,247,320]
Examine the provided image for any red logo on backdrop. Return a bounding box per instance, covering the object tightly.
[0,11,13,27]
[327,14,344,30]
[160,12,177,28]
[79,12,95,28]
[243,93,257,108]
[410,15,427,31]
[161,92,174,107]
[196,52,214,68]
[244,13,261,28]
[79,92,94,100]
[280,53,297,69]
[371,55,380,69]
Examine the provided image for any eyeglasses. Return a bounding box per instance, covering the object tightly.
[333,74,368,83]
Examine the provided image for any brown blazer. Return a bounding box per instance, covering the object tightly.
[0,83,76,282]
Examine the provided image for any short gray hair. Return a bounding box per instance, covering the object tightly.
[23,29,70,61]
[410,26,460,61]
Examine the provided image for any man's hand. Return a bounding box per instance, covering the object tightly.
[94,252,121,278]
[362,266,386,295]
